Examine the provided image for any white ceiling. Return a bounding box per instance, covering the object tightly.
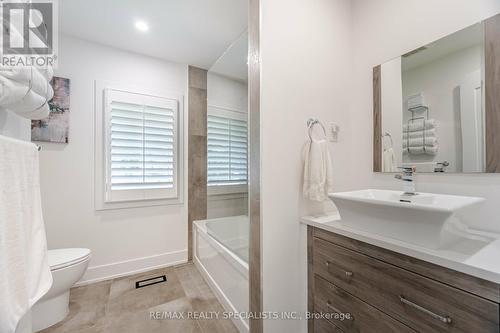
[59,0,248,70]
[402,23,484,72]
[210,32,248,82]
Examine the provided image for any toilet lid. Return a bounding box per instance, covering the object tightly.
[48,248,91,270]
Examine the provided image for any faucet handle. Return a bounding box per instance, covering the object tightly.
[436,161,450,167]
[398,166,416,175]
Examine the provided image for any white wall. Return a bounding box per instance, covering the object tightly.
[207,72,248,219]
[401,45,482,171]
[381,57,403,170]
[260,0,353,331]
[208,72,248,112]
[38,35,189,283]
[351,0,500,232]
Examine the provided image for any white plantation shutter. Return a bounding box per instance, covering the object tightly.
[207,107,248,188]
[104,89,179,202]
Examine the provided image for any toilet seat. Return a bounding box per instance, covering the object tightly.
[48,248,91,271]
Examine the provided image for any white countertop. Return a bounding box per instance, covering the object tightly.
[301,213,500,284]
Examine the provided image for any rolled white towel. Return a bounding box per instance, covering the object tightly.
[0,66,53,98]
[403,119,436,132]
[3,87,53,120]
[404,145,438,155]
[407,93,425,109]
[27,103,50,120]
[403,136,438,148]
[0,76,29,105]
[403,128,436,140]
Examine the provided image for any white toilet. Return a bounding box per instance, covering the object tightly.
[32,248,91,332]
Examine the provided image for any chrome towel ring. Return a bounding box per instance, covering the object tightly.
[307,118,327,141]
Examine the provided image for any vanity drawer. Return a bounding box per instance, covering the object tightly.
[314,275,416,333]
[313,317,344,333]
[313,238,500,333]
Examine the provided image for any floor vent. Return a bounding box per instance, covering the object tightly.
[135,275,167,289]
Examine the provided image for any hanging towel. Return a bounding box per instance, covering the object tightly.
[403,119,436,132]
[403,128,436,140]
[383,148,397,172]
[403,136,438,148]
[0,135,53,333]
[303,139,334,202]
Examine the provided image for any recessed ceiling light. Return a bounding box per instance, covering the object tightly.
[135,20,149,32]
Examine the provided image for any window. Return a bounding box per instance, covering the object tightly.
[207,106,248,194]
[95,85,183,209]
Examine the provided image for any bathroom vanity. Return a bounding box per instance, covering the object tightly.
[304,188,500,332]
[306,224,500,333]
[314,12,500,331]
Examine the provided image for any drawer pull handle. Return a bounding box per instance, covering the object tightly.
[326,301,354,321]
[399,296,452,324]
[324,262,354,279]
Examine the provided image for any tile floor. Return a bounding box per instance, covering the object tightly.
[40,264,238,333]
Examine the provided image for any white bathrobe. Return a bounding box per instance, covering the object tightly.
[303,139,334,202]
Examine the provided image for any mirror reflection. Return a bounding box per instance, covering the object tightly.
[206,32,249,262]
[379,23,485,173]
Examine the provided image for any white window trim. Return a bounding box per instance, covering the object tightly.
[94,80,184,210]
[207,104,248,197]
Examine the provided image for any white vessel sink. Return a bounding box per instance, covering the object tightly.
[329,189,485,249]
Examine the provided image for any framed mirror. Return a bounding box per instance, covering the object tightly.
[373,13,500,173]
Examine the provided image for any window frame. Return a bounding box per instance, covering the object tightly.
[94,81,184,210]
[207,105,248,196]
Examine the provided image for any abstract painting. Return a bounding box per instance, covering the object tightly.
[31,77,71,143]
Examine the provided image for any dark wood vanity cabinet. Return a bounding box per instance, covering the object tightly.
[307,226,500,333]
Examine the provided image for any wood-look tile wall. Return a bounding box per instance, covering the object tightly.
[187,66,208,261]
[485,13,500,173]
[248,0,262,331]
[373,65,382,173]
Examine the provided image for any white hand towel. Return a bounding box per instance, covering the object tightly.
[403,119,436,132]
[0,135,53,333]
[403,128,436,140]
[303,139,334,202]
[404,145,438,155]
[403,136,438,148]
[383,148,397,172]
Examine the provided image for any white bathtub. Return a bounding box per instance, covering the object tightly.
[193,216,249,332]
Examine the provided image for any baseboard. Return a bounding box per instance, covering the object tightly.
[75,250,188,286]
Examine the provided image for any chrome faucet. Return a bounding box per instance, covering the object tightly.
[395,166,417,196]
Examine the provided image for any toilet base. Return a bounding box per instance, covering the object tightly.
[32,291,70,332]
